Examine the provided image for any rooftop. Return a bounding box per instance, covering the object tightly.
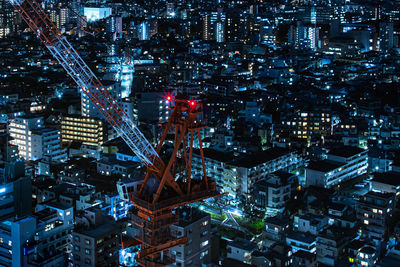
[372,172,400,187]
[79,220,120,238]
[306,160,343,172]
[328,146,365,158]
[265,214,291,227]
[359,246,376,255]
[176,206,210,228]
[229,237,258,251]
[199,147,294,168]
[232,148,292,168]
[293,250,316,260]
[287,231,316,244]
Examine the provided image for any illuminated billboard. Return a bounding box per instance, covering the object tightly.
[84,7,112,22]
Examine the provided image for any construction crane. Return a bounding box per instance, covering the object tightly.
[8,0,219,266]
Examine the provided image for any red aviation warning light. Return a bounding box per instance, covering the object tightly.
[164,93,174,103]
[7,0,219,264]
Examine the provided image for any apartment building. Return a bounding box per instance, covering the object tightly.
[192,147,303,198]
[305,146,368,188]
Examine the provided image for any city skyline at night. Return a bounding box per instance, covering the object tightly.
[0,0,400,266]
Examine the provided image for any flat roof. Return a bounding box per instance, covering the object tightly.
[232,148,291,168]
[80,221,120,238]
[31,128,58,134]
[328,146,365,158]
[372,172,400,187]
[198,148,236,163]
[287,231,316,244]
[176,207,209,227]
[264,215,290,226]
[364,191,395,199]
[199,147,294,168]
[306,160,343,172]
[229,238,257,251]
[359,246,376,254]
[293,250,316,260]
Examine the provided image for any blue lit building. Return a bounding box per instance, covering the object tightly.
[138,22,149,41]
[101,193,133,221]
[83,7,112,22]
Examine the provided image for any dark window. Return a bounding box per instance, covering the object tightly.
[74,246,80,251]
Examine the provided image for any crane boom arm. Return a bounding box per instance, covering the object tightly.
[9,0,158,166]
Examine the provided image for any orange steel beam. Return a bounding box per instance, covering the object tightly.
[121,238,141,249]
[128,99,219,266]
[152,122,188,204]
[137,108,178,198]
[138,236,188,259]
[197,129,209,189]
[187,130,195,193]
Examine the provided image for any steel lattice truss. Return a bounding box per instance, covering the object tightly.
[9,0,158,166]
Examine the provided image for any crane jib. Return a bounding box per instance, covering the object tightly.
[8,0,159,167]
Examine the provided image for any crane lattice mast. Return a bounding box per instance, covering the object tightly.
[8,0,219,265]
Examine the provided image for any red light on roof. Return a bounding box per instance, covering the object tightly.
[166,96,171,101]
[190,101,195,106]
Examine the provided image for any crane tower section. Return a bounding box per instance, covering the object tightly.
[123,97,219,266]
[8,0,220,265]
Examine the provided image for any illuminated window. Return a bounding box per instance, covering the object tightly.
[201,240,209,247]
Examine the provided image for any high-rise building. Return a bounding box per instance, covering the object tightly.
[170,207,212,267]
[0,134,24,184]
[8,115,67,161]
[9,115,66,162]
[8,115,43,159]
[81,81,122,118]
[72,209,121,266]
[202,14,212,41]
[306,146,368,188]
[0,202,73,267]
[0,216,36,267]
[356,191,396,241]
[289,21,319,50]
[226,9,248,42]
[379,22,394,52]
[30,128,68,162]
[137,21,149,40]
[0,0,16,38]
[192,148,303,198]
[166,2,175,18]
[203,9,226,41]
[61,115,106,146]
[253,171,298,214]
[133,92,171,123]
[277,109,333,141]
[215,20,225,43]
[0,176,32,220]
[106,15,122,34]
[260,20,275,46]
